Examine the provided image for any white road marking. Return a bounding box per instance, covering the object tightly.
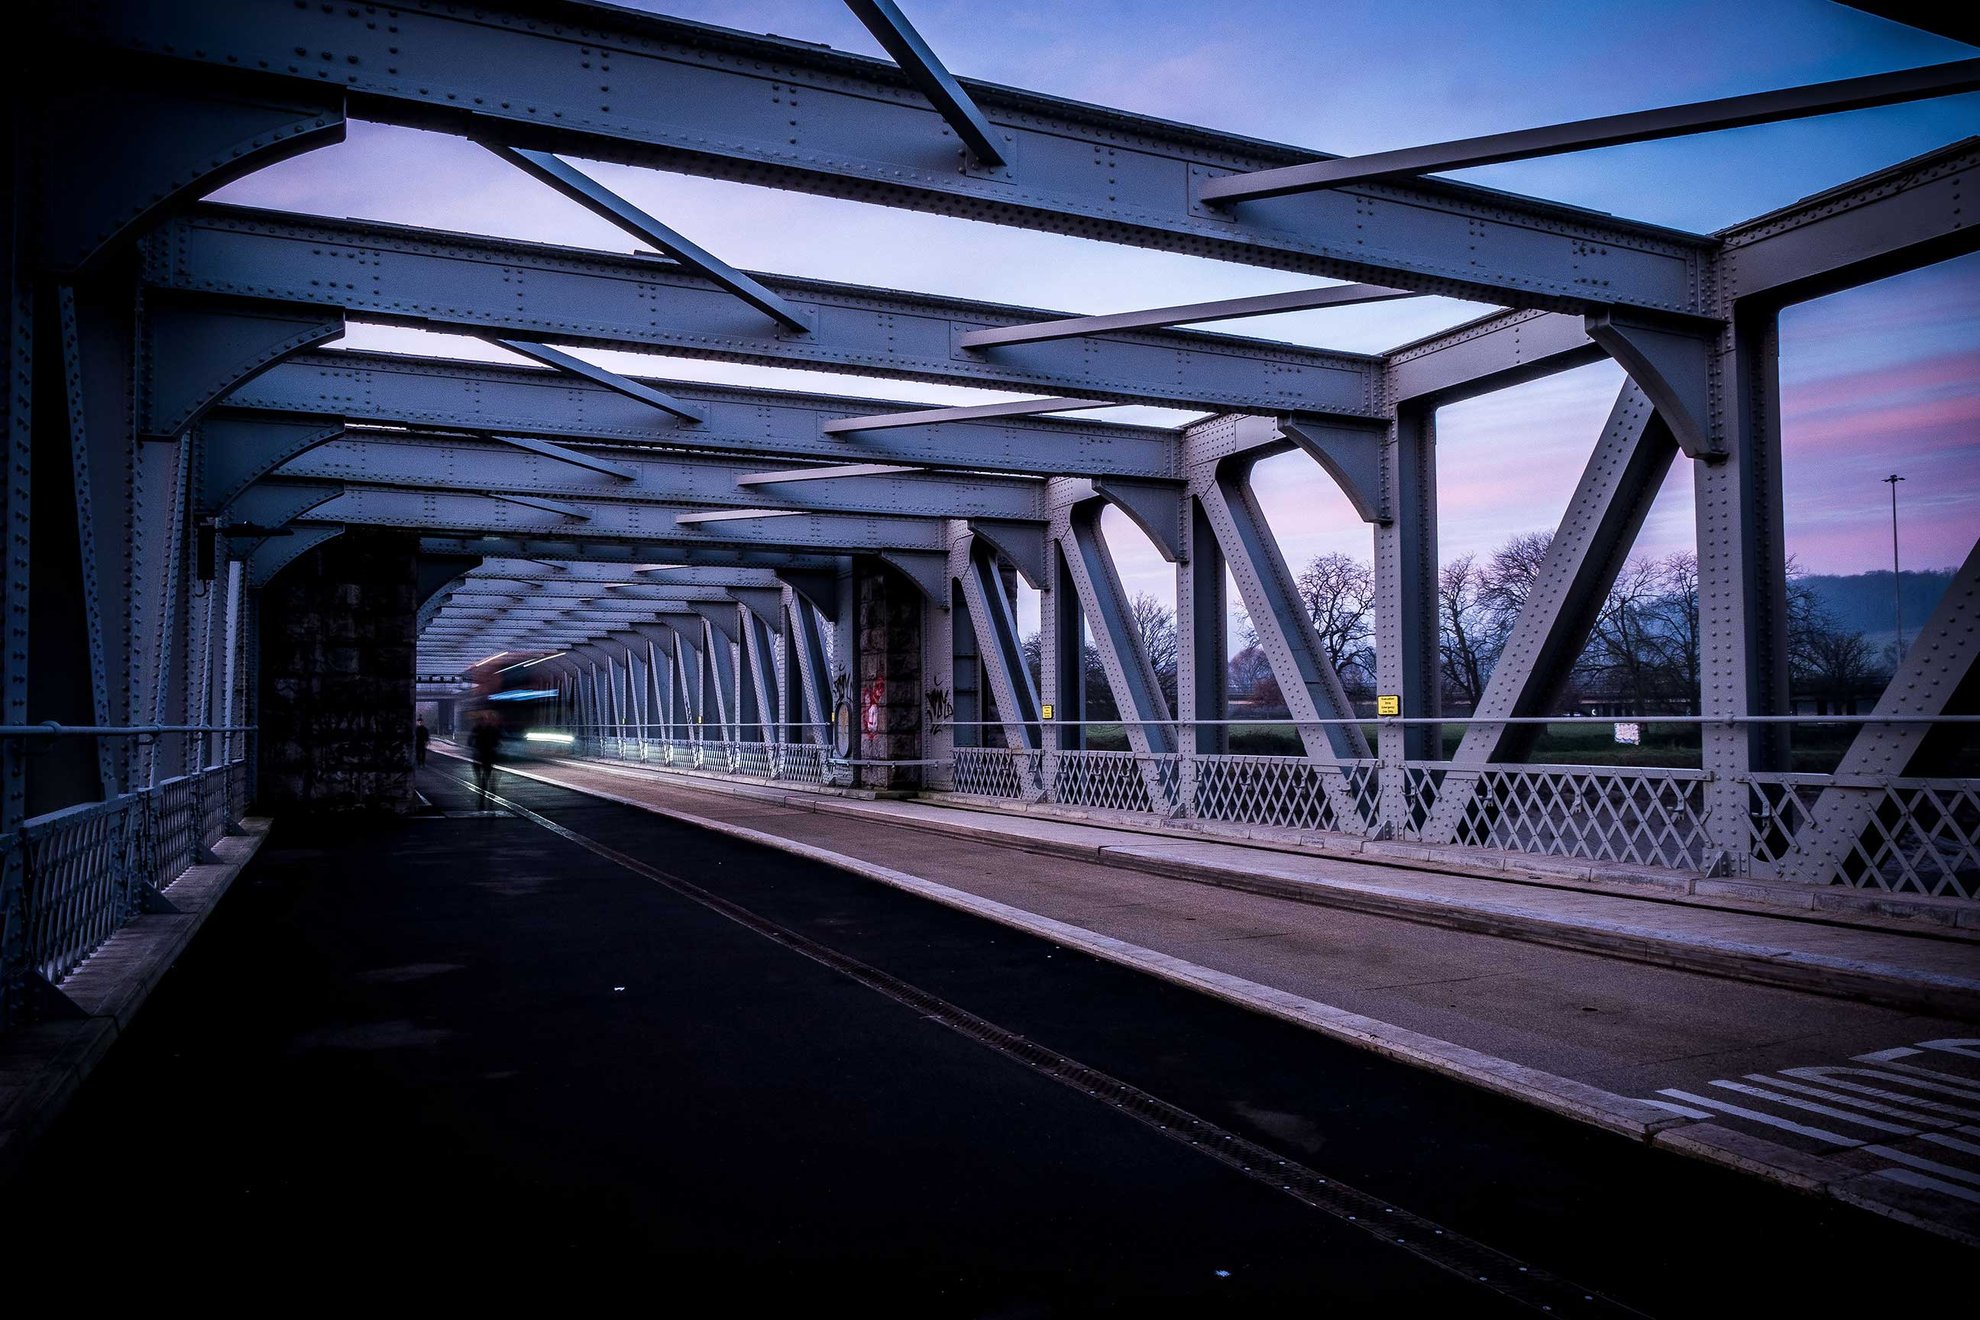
[1654,1090,1861,1146]
[1863,1145,1980,1187]
[1705,1080,1918,1135]
[1779,1068,1980,1121]
[1743,1073,1957,1128]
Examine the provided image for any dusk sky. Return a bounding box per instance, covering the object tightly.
[212,0,1978,631]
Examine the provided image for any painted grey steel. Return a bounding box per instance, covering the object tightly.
[226,351,1180,480]
[274,429,1046,522]
[844,0,1008,169]
[282,483,952,554]
[823,397,1114,434]
[1185,418,1371,790]
[145,208,1385,416]
[738,463,921,486]
[1715,139,1980,304]
[1051,484,1176,778]
[60,0,1719,314]
[487,145,808,333]
[954,534,1042,751]
[416,536,845,573]
[1200,59,1980,200]
[958,284,1417,349]
[1778,543,1980,884]
[491,338,704,423]
[1419,384,1676,842]
[1384,310,1601,406]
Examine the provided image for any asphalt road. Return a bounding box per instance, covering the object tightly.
[4,765,1970,1313]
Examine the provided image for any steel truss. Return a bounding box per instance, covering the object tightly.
[6,1,1977,1027]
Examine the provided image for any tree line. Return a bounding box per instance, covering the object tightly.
[1023,533,1888,719]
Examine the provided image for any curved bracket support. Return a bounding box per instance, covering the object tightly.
[196,413,343,513]
[223,481,344,534]
[879,550,952,606]
[1279,417,1388,524]
[1585,312,1718,459]
[247,524,345,590]
[1091,478,1184,562]
[33,76,345,274]
[143,298,345,438]
[966,519,1047,589]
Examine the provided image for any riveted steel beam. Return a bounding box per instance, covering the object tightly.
[486,145,809,332]
[1184,419,1371,767]
[147,208,1383,416]
[1382,309,1601,406]
[1779,541,1980,885]
[822,396,1114,434]
[417,537,843,573]
[139,296,344,439]
[958,283,1417,349]
[1419,384,1677,843]
[845,0,1007,168]
[1716,138,1980,306]
[59,1,1715,314]
[276,482,951,554]
[490,338,703,423]
[227,350,1180,480]
[1200,59,1980,200]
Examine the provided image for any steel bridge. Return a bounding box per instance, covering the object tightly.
[2,0,1976,1032]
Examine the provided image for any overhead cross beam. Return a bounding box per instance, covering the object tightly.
[957,284,1420,350]
[490,338,704,423]
[144,208,1385,416]
[60,0,1716,314]
[273,429,1047,521]
[485,144,810,333]
[1200,58,1980,202]
[823,397,1115,434]
[844,0,1007,168]
[225,350,1182,479]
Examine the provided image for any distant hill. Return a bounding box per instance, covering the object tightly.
[1800,568,1955,644]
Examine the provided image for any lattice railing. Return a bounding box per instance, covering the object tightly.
[1054,750,1180,815]
[951,746,1038,799]
[1408,761,1713,871]
[7,760,250,1013]
[1192,755,1374,834]
[1748,772,1979,899]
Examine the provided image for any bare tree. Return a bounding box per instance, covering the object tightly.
[1438,553,1497,707]
[1294,552,1377,696]
[1483,531,1553,621]
[1128,592,1179,710]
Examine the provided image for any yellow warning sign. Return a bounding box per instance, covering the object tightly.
[1376,694,1401,716]
[1041,704,1055,720]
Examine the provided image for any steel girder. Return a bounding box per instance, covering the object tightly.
[415,536,844,573]
[272,482,951,554]
[951,530,1042,753]
[224,350,1180,479]
[146,208,1382,416]
[1418,384,1678,842]
[1183,417,1371,767]
[1715,139,1980,306]
[1047,482,1176,800]
[268,429,1047,522]
[55,0,1715,315]
[1779,541,1980,885]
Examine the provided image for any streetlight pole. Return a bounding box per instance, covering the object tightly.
[1884,473,1905,658]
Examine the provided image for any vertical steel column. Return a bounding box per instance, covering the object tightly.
[1176,496,1229,758]
[957,540,1042,751]
[1420,384,1675,842]
[785,590,831,743]
[0,153,32,1025]
[1696,309,1793,870]
[1373,403,1441,834]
